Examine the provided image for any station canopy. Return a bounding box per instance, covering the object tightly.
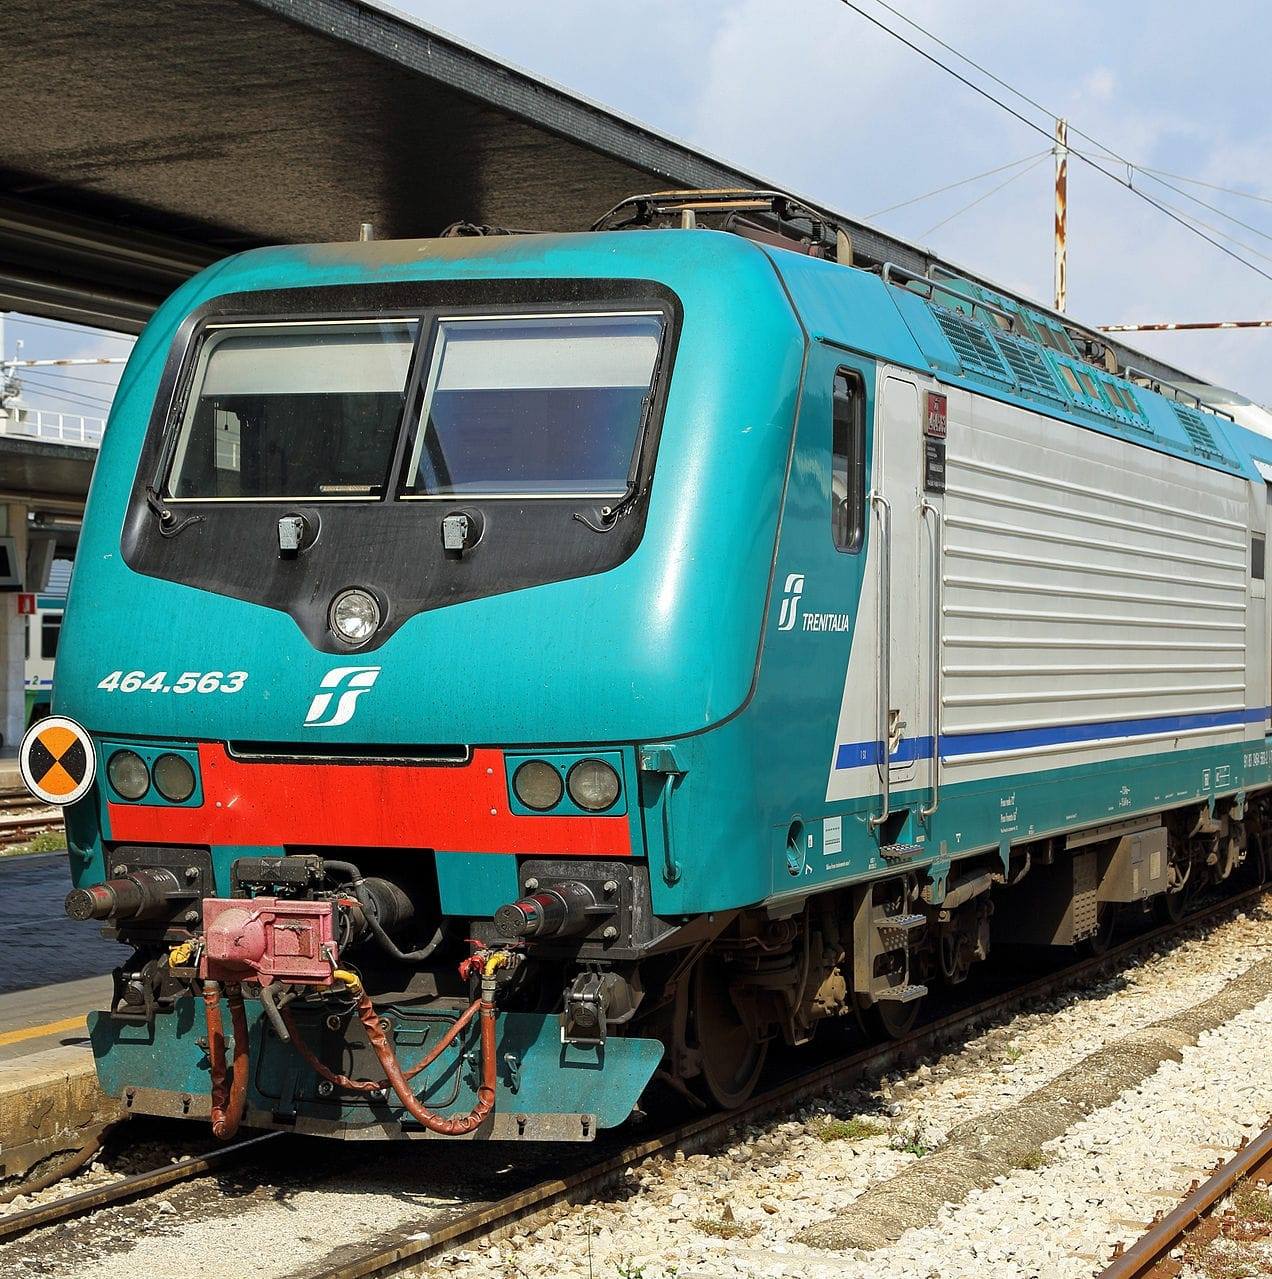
[0,0,1204,393]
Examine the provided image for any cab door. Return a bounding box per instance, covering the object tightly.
[869,373,937,837]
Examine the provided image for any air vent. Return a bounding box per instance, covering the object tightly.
[994,333,1065,402]
[930,305,1013,384]
[1171,403,1227,461]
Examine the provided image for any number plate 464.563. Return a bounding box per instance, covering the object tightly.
[96,671,248,694]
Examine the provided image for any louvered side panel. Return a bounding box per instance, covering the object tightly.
[940,393,1251,777]
[930,306,1013,384]
[1171,402,1228,462]
[994,332,1065,403]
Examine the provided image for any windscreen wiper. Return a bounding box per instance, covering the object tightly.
[573,336,667,535]
[145,484,203,538]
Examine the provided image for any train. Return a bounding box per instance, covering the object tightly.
[24,564,68,728]
[18,188,1272,1142]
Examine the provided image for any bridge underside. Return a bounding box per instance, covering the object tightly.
[1,0,764,331]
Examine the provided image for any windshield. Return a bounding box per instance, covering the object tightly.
[167,320,418,499]
[401,313,663,498]
[165,310,665,502]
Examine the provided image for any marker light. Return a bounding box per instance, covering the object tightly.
[567,759,621,812]
[152,753,196,803]
[108,750,150,801]
[513,760,564,811]
[329,588,381,647]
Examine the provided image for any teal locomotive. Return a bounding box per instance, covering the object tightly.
[22,191,1272,1139]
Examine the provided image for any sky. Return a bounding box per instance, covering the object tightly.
[4,0,1269,413]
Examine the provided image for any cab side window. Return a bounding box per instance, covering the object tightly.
[832,370,866,552]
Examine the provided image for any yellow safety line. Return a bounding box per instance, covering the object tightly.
[0,1014,87,1047]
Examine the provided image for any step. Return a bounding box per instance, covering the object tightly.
[876,983,929,1004]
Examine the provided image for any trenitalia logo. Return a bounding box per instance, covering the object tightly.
[777,573,804,631]
[303,666,381,728]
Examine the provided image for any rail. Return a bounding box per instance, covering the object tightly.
[0,407,104,447]
[1099,1120,1272,1278]
[306,883,1269,1279]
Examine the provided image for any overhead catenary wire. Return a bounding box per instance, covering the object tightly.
[1125,188,1272,269]
[864,150,1049,218]
[1136,166,1272,208]
[919,153,1050,237]
[840,0,1272,285]
[3,313,134,342]
[15,367,116,401]
[12,377,114,412]
[865,0,1272,232]
[10,364,122,389]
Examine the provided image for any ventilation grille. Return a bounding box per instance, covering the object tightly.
[931,306,1013,383]
[1171,403,1227,460]
[994,333,1065,401]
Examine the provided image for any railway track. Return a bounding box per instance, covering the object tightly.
[0,1133,282,1244]
[0,792,62,850]
[1098,1119,1272,1279]
[4,883,1263,1275]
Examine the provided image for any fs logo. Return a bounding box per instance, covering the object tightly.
[303,666,381,728]
[777,573,805,632]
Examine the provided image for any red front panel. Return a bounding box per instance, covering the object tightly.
[106,744,632,856]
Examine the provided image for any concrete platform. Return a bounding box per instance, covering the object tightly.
[0,1041,120,1185]
[0,756,23,797]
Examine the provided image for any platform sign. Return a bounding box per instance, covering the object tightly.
[17,593,35,615]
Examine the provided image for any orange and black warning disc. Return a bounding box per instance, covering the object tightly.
[19,716,96,806]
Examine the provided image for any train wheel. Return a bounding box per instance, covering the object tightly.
[1155,883,1189,924]
[1079,903,1118,956]
[690,954,767,1109]
[857,992,924,1041]
[1156,849,1194,924]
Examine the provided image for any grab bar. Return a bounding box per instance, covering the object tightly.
[868,490,892,831]
[920,500,943,818]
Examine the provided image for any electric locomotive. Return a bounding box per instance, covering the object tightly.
[22,189,1272,1141]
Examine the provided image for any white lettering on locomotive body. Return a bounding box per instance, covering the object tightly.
[303,666,381,728]
[801,612,853,632]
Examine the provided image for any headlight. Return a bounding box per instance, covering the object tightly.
[152,753,196,803]
[567,759,621,812]
[513,760,564,811]
[107,749,150,801]
[329,588,381,647]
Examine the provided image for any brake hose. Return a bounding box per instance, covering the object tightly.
[203,980,249,1140]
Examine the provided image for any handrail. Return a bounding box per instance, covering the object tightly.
[920,500,943,818]
[0,407,105,447]
[1123,365,1237,422]
[881,261,1017,331]
[868,490,892,831]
